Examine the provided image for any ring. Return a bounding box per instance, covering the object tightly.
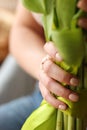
[40,55,52,70]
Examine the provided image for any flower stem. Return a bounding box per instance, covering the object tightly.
[63,114,68,130]
[76,118,83,130]
[56,110,63,130]
[67,116,75,130]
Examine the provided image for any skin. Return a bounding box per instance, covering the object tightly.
[77,0,87,29]
[9,0,87,110]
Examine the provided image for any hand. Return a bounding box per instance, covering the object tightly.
[77,0,87,29]
[39,42,79,110]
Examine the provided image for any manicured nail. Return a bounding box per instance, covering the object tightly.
[56,53,62,62]
[59,104,67,110]
[70,78,79,86]
[69,93,79,102]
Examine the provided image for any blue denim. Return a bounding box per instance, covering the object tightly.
[0,89,43,130]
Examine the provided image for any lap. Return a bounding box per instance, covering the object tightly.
[0,89,43,130]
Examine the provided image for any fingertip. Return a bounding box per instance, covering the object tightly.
[78,18,87,29]
[70,77,79,86]
[44,42,63,62]
[58,104,67,110]
[55,53,63,62]
[69,93,79,102]
[77,0,82,8]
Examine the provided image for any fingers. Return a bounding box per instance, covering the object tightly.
[44,42,62,62]
[39,42,79,109]
[39,70,79,103]
[42,58,79,86]
[43,42,79,86]
[77,0,87,12]
[77,0,87,29]
[78,18,87,29]
[39,81,67,110]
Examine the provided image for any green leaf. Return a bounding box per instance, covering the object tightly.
[22,100,57,130]
[41,0,55,40]
[22,0,46,13]
[52,28,84,67]
[44,0,55,14]
[56,0,77,29]
[42,10,54,41]
[22,0,55,14]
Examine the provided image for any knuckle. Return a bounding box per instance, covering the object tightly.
[44,60,53,73]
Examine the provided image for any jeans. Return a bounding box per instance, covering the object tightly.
[0,88,43,130]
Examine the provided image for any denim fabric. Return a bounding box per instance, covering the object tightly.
[0,89,43,130]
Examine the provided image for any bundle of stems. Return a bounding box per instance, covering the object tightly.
[21,0,87,130]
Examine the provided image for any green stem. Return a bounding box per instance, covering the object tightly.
[84,66,87,89]
[57,61,78,130]
[83,66,87,130]
[63,114,68,130]
[67,116,75,130]
[56,110,63,130]
[76,118,83,130]
[83,118,87,130]
[76,63,84,130]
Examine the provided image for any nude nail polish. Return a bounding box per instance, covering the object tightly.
[69,93,79,102]
[70,78,79,86]
[59,104,67,110]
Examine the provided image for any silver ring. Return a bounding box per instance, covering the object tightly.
[40,55,52,70]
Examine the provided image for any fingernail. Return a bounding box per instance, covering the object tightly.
[69,93,79,102]
[59,104,67,110]
[56,53,62,62]
[70,78,79,86]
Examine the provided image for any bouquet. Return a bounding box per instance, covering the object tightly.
[21,0,87,129]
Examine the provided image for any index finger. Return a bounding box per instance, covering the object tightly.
[44,42,63,62]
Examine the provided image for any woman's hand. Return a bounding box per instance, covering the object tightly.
[39,42,79,110]
[77,0,87,29]
[39,0,87,110]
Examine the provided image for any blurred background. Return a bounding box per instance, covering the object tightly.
[0,0,36,104]
[0,0,17,63]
